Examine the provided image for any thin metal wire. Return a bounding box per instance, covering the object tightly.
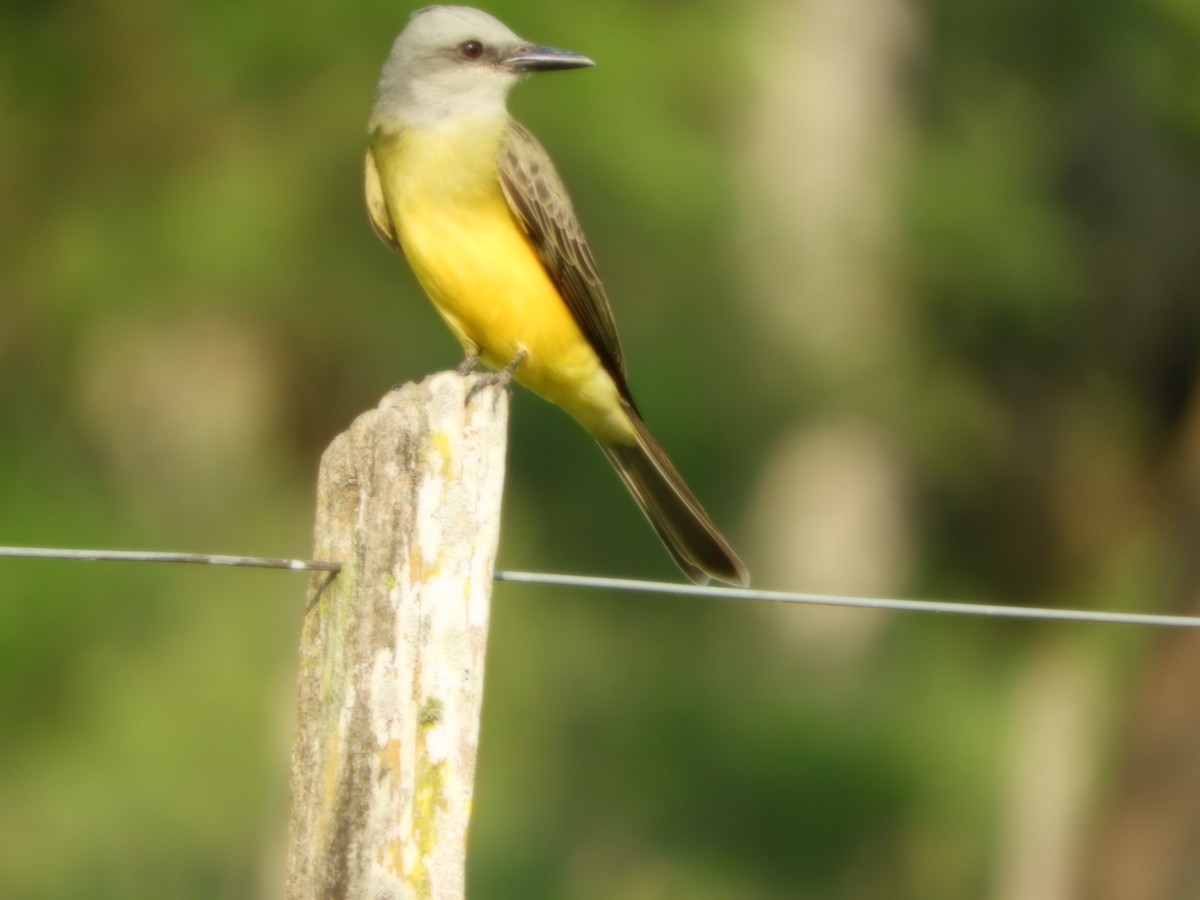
[493,570,1200,630]
[2,546,1196,629]
[0,546,340,571]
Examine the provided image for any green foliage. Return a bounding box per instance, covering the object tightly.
[1,1,1198,897]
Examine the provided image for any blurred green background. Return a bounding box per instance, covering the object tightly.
[3,0,1200,897]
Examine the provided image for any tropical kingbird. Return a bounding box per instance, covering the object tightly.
[365,5,748,586]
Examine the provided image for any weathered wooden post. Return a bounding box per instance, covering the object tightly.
[286,371,508,900]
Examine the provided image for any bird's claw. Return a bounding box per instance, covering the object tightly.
[466,349,527,403]
[457,352,482,376]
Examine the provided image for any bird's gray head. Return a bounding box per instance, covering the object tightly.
[371,6,594,127]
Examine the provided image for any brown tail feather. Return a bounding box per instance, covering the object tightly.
[599,411,748,587]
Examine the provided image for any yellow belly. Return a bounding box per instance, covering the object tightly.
[371,120,632,442]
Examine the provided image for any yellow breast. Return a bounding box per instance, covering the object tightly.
[369,118,632,442]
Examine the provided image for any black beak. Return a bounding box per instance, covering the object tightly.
[503,43,595,73]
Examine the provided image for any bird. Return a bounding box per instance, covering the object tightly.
[364,5,748,586]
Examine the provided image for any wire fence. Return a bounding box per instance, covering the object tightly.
[2,544,1198,630]
[0,545,340,571]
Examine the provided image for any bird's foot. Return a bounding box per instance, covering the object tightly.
[456,352,482,376]
[466,349,527,403]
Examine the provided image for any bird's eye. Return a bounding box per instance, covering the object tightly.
[458,40,485,60]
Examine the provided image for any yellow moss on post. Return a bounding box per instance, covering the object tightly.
[286,372,508,900]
